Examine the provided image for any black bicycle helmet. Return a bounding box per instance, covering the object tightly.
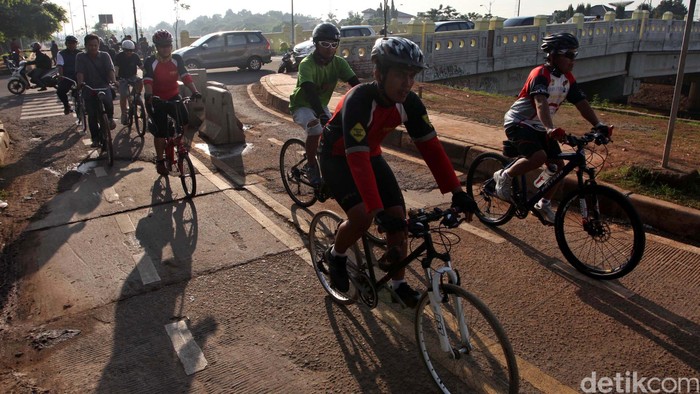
[371,37,426,71]
[65,35,78,43]
[312,23,340,43]
[541,32,579,53]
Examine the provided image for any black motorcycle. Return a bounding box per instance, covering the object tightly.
[277,49,299,74]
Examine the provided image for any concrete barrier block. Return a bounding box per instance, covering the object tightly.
[201,86,244,145]
[0,123,10,166]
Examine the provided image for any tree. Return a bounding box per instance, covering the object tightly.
[652,0,687,19]
[0,0,66,43]
[343,12,364,25]
[418,4,463,21]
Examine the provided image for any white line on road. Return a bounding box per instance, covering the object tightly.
[132,252,161,285]
[165,320,208,375]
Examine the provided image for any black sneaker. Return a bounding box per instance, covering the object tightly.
[325,247,349,292]
[392,282,421,308]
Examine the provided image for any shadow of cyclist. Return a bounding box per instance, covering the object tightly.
[96,180,217,391]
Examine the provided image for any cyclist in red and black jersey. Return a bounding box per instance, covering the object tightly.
[319,37,476,307]
[143,29,202,176]
[494,32,611,223]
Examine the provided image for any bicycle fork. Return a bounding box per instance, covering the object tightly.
[428,266,469,358]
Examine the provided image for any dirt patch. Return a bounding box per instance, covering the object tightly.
[415,81,699,175]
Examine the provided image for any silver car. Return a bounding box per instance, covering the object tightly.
[174,31,272,70]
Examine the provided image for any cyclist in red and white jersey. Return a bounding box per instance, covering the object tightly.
[494,32,611,223]
[319,37,475,307]
[143,29,201,176]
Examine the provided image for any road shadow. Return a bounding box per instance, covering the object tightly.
[96,181,215,391]
[491,226,700,372]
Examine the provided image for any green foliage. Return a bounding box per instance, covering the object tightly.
[651,0,688,19]
[0,0,67,42]
[418,4,465,21]
[344,12,364,25]
[599,166,700,209]
[589,94,610,107]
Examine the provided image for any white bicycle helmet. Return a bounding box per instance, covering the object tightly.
[121,40,136,51]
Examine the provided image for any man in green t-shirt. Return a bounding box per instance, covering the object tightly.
[289,22,360,185]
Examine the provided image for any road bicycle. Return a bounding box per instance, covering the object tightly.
[279,137,385,244]
[466,128,645,280]
[121,77,147,137]
[83,83,115,167]
[60,77,87,133]
[309,207,519,393]
[151,96,197,198]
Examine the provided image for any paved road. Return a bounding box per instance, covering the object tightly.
[0,64,698,392]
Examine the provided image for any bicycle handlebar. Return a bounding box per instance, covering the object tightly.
[565,126,614,148]
[406,207,463,236]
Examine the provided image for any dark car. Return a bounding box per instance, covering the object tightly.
[173,31,272,70]
[435,20,475,32]
[503,16,535,27]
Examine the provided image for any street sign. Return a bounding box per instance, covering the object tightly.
[98,14,113,24]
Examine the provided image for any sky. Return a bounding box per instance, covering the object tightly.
[52,0,697,37]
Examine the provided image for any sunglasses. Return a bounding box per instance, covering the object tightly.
[562,51,578,60]
[317,41,339,49]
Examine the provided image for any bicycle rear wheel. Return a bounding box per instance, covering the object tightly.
[555,184,645,279]
[466,152,516,226]
[134,98,146,137]
[415,283,519,393]
[280,138,316,207]
[309,211,362,305]
[178,152,197,198]
[101,113,114,167]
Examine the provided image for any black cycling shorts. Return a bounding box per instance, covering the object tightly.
[149,96,189,138]
[319,152,405,213]
[506,124,562,159]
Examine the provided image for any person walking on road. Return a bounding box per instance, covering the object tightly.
[288,22,360,186]
[76,33,117,147]
[56,35,81,114]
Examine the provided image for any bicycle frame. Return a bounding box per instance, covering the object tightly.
[357,209,467,355]
[504,139,596,219]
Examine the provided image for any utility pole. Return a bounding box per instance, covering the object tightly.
[81,0,88,35]
[291,0,295,46]
[132,0,139,43]
[662,0,696,167]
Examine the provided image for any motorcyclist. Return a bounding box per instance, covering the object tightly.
[56,35,81,114]
[26,42,52,91]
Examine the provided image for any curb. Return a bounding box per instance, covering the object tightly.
[255,76,700,243]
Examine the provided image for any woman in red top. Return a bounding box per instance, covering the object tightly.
[143,30,201,176]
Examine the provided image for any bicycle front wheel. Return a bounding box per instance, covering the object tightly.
[134,98,146,137]
[178,152,197,198]
[101,113,114,167]
[309,211,362,305]
[280,138,316,207]
[415,284,519,393]
[466,153,516,226]
[74,95,87,133]
[555,184,645,279]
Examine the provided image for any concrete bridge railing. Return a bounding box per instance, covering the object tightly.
[326,11,700,98]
